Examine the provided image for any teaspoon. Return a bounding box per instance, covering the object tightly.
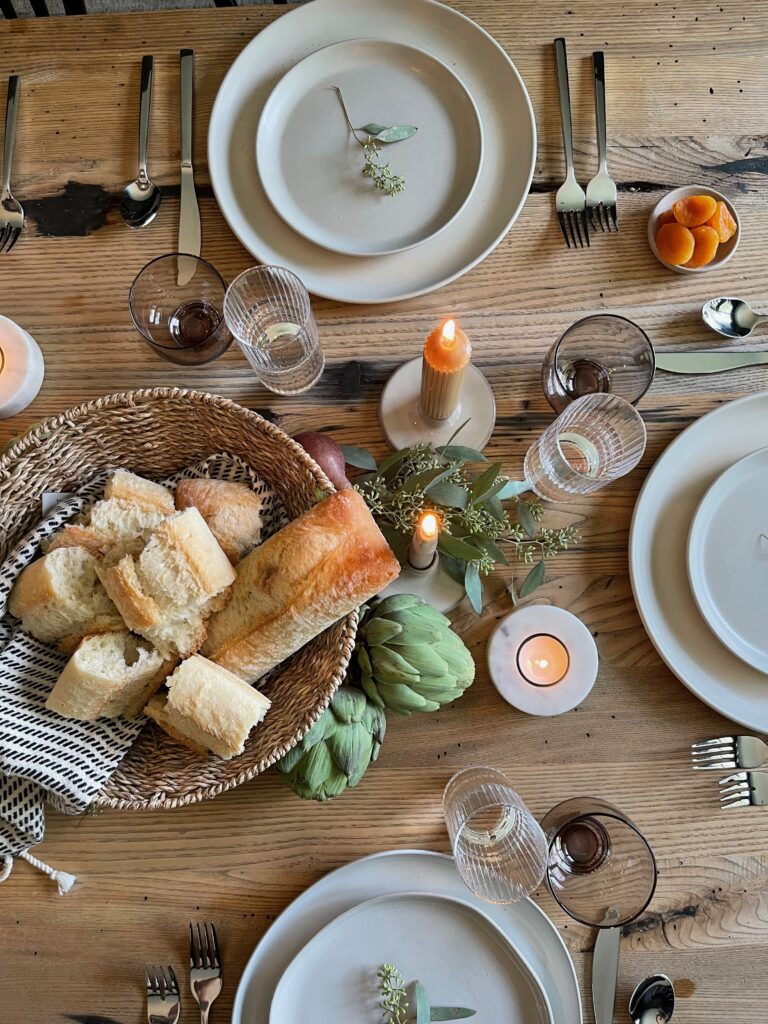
[629,974,675,1024]
[120,55,161,228]
[702,296,768,340]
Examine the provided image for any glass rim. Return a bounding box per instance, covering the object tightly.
[552,313,656,407]
[545,809,658,927]
[553,392,647,482]
[128,252,229,350]
[224,264,312,343]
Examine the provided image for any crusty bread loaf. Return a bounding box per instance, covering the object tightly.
[8,547,124,649]
[46,631,176,720]
[144,654,271,759]
[175,478,265,564]
[99,507,236,659]
[202,488,400,682]
[104,469,175,514]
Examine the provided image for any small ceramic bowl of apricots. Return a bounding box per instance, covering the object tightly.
[648,185,739,274]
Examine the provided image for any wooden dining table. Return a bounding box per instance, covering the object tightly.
[1,1,768,1021]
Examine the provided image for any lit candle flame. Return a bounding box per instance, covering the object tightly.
[419,511,439,539]
[441,319,456,343]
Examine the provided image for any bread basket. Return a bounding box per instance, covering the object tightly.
[0,388,357,810]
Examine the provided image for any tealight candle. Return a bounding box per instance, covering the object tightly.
[487,605,598,716]
[409,510,440,570]
[0,316,45,420]
[420,318,471,420]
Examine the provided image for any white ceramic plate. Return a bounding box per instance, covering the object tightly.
[630,392,768,731]
[257,39,483,257]
[687,447,768,673]
[231,850,582,1024]
[270,892,553,1024]
[208,0,536,303]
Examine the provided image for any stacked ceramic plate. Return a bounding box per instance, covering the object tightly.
[630,391,768,731]
[208,0,535,303]
[232,850,582,1024]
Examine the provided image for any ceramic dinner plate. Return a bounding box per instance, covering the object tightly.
[270,892,553,1024]
[231,850,582,1024]
[257,39,483,257]
[208,0,535,303]
[687,447,768,673]
[630,391,768,731]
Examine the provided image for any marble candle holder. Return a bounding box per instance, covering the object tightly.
[0,316,44,419]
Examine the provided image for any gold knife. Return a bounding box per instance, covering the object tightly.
[656,351,768,374]
[178,48,200,286]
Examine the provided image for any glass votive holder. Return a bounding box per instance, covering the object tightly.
[223,265,325,396]
[542,314,655,413]
[128,253,233,366]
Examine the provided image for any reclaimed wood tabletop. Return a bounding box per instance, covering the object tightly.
[1,2,767,1021]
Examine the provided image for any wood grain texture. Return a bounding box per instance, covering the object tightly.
[1,2,768,1022]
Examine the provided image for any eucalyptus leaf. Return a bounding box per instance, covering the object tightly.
[444,418,472,448]
[497,479,530,500]
[378,448,411,478]
[441,554,466,585]
[430,1009,477,1021]
[373,125,418,143]
[473,536,508,565]
[379,523,409,565]
[414,981,431,1024]
[436,445,488,464]
[470,463,501,502]
[486,493,506,522]
[340,444,378,471]
[519,559,545,598]
[401,466,454,494]
[472,476,508,506]
[438,534,484,562]
[427,481,469,509]
[359,122,389,135]
[516,500,537,539]
[464,561,484,614]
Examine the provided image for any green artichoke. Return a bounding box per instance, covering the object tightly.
[276,686,386,801]
[356,594,475,715]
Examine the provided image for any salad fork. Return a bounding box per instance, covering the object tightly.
[145,965,180,1024]
[190,922,222,1023]
[586,52,618,232]
[692,735,768,771]
[719,771,768,809]
[0,76,24,254]
[554,37,589,249]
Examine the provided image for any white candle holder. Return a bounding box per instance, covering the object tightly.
[487,604,599,716]
[379,553,465,614]
[0,316,45,419]
[378,356,496,452]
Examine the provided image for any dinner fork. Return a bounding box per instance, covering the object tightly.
[719,771,768,809]
[145,965,180,1024]
[0,76,23,254]
[190,922,222,1023]
[691,735,768,771]
[554,37,589,248]
[586,52,618,233]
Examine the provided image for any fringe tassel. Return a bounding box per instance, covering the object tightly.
[0,849,77,894]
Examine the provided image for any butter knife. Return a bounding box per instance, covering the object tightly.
[592,908,620,1024]
[656,351,768,374]
[178,48,200,285]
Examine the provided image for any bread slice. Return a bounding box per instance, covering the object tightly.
[46,631,176,720]
[175,478,265,564]
[99,507,236,659]
[144,654,271,759]
[104,469,175,514]
[46,524,110,558]
[202,488,400,682]
[8,547,124,649]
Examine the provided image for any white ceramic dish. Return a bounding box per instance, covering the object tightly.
[256,39,483,257]
[647,185,740,274]
[630,391,768,731]
[231,849,582,1024]
[270,891,553,1024]
[687,447,768,673]
[208,0,536,303]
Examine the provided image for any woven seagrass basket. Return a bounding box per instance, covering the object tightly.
[0,388,358,811]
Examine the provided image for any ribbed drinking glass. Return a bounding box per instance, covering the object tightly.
[523,392,646,502]
[223,265,325,395]
[443,767,547,904]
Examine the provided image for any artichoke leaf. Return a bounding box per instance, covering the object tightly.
[359,674,386,709]
[328,722,372,780]
[395,642,450,677]
[356,644,374,677]
[377,681,433,714]
[331,685,367,726]
[371,645,422,683]
[364,617,404,645]
[375,594,424,615]
[384,621,444,645]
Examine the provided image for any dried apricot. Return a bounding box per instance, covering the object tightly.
[656,222,695,266]
[705,200,737,243]
[672,194,718,227]
[684,225,720,267]
[656,208,677,228]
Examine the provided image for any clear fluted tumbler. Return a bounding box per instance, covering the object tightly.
[443,767,547,904]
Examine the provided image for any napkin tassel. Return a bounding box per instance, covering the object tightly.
[0,849,77,894]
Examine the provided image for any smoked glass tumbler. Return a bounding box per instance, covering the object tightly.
[523,393,647,502]
[443,767,548,904]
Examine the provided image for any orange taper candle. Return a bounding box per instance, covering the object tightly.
[420,318,471,420]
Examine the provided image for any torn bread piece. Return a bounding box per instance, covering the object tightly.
[99,507,236,659]
[145,654,271,759]
[46,631,176,720]
[175,478,265,564]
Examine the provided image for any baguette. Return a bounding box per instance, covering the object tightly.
[46,631,176,720]
[144,654,271,759]
[202,488,400,682]
[175,478,265,563]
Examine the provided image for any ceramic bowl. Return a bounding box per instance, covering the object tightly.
[647,184,740,275]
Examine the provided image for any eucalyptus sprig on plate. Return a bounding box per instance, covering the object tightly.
[378,964,476,1024]
[333,86,417,196]
[341,424,578,612]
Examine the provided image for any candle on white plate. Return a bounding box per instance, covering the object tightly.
[0,315,45,420]
[517,633,570,687]
[408,510,440,570]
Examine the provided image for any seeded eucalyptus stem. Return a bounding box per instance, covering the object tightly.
[332,86,369,147]
[332,85,408,196]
